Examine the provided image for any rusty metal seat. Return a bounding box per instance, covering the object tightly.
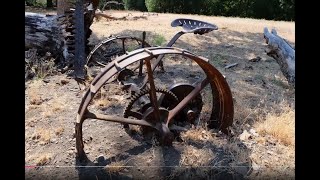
[171,18,218,35]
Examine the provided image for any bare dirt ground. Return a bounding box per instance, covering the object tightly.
[25,9,295,179]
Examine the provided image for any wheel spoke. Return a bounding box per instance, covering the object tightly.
[167,77,209,125]
[144,57,161,123]
[84,111,154,127]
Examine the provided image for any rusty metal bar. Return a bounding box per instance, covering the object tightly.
[84,111,155,127]
[122,38,126,54]
[141,31,185,88]
[138,31,146,76]
[144,55,161,123]
[167,77,209,125]
[86,36,151,66]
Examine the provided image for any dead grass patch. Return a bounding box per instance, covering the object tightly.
[180,145,215,167]
[41,106,53,118]
[224,141,250,164]
[31,128,52,145]
[92,88,112,109]
[95,98,111,108]
[55,127,64,136]
[255,103,294,146]
[104,160,126,174]
[28,86,44,105]
[51,99,65,112]
[35,153,52,166]
[180,127,214,143]
[29,96,44,105]
[40,98,65,118]
[234,101,253,124]
[27,104,41,110]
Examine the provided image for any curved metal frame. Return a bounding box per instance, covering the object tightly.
[75,47,234,159]
[86,35,152,66]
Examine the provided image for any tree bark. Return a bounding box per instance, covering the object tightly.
[263,27,295,88]
[57,0,73,15]
[25,12,62,58]
[26,1,97,64]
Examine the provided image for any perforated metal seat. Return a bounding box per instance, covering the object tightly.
[171,18,218,35]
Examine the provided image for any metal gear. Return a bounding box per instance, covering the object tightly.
[123,87,179,141]
[161,83,203,125]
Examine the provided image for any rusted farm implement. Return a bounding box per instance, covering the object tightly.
[76,18,234,160]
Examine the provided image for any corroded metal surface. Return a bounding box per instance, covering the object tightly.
[86,35,152,66]
[75,47,234,160]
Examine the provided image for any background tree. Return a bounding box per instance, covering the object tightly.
[143,0,294,21]
[123,0,147,11]
[47,0,54,8]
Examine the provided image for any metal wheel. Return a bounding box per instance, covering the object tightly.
[76,47,234,160]
[86,35,151,77]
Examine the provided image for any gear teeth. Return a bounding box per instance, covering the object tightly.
[123,87,178,118]
[122,87,179,139]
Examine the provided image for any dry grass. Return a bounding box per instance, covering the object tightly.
[180,145,215,167]
[27,81,44,105]
[51,100,64,112]
[254,103,295,146]
[95,98,111,108]
[41,105,53,118]
[34,153,52,166]
[233,98,253,124]
[29,96,44,105]
[224,141,250,164]
[104,160,126,174]
[55,127,64,136]
[40,96,66,118]
[31,128,52,145]
[180,127,214,144]
[93,89,112,108]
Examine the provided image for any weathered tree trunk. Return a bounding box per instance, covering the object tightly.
[25,0,98,71]
[57,0,73,15]
[25,12,62,58]
[263,27,295,88]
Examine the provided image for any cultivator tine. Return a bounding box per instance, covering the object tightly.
[74,0,86,80]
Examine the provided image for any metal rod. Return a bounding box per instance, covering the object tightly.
[84,111,155,127]
[138,31,146,76]
[167,78,209,125]
[144,58,161,123]
[122,38,126,54]
[141,31,185,88]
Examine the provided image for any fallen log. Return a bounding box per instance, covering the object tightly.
[25,6,95,68]
[94,11,118,20]
[263,27,295,88]
[25,12,62,58]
